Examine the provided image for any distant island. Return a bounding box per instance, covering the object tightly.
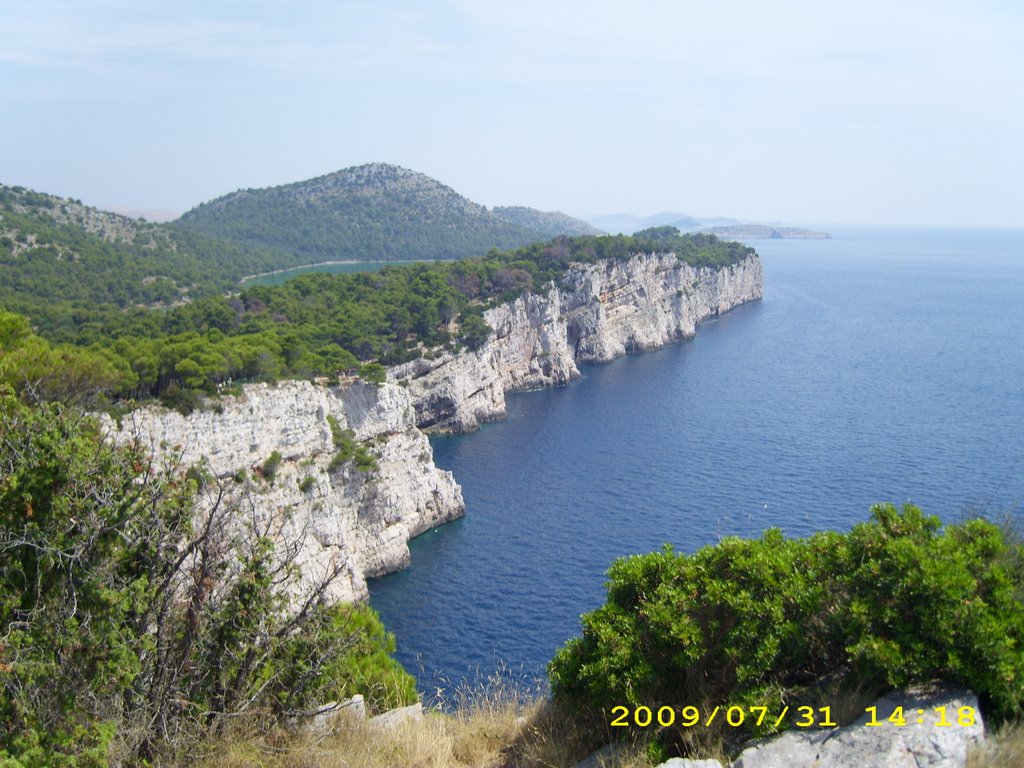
[585,212,830,240]
[700,224,831,239]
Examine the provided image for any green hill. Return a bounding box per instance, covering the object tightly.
[491,205,604,237]
[0,169,597,341]
[177,163,567,262]
[0,185,306,337]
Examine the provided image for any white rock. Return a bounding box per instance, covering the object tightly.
[310,694,366,732]
[104,379,464,602]
[732,684,984,768]
[573,743,629,768]
[392,252,763,433]
[367,702,423,729]
[657,760,725,768]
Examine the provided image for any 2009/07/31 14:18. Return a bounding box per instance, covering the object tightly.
[865,705,977,728]
[609,704,978,729]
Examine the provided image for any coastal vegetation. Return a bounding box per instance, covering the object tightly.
[1,223,751,406]
[0,169,593,342]
[0,386,415,767]
[176,163,595,262]
[548,504,1024,758]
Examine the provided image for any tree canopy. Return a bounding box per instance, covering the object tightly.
[2,227,754,406]
[549,504,1024,756]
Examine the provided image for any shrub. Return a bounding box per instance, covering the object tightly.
[459,311,492,351]
[549,504,1024,752]
[0,391,415,766]
[158,382,201,415]
[298,475,316,493]
[261,449,283,482]
[326,414,346,447]
[326,416,378,474]
[358,362,387,385]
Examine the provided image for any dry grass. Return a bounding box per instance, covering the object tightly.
[186,676,983,768]
[967,721,1024,768]
[189,673,929,768]
[191,677,630,768]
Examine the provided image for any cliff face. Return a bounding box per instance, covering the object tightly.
[106,251,760,601]
[391,252,763,433]
[107,380,464,602]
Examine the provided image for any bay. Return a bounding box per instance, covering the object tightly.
[368,226,1024,702]
[239,259,423,287]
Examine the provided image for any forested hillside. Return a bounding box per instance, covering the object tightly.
[492,205,604,237]
[1,226,752,409]
[0,185,301,336]
[176,163,591,261]
[1,169,612,341]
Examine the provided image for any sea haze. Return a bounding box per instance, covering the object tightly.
[369,226,1024,701]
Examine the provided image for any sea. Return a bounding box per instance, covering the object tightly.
[366,226,1024,703]
[240,259,423,287]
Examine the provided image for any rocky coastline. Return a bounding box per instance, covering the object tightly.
[392,251,763,433]
[106,378,464,602]
[107,250,763,596]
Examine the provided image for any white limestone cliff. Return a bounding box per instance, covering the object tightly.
[391,251,763,433]
[104,251,761,601]
[105,379,464,602]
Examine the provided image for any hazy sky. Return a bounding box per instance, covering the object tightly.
[2,1,1022,225]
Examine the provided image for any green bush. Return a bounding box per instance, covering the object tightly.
[158,382,201,415]
[549,504,1024,748]
[326,415,378,473]
[0,390,415,766]
[358,362,387,385]
[459,310,492,351]
[326,414,346,447]
[261,449,283,482]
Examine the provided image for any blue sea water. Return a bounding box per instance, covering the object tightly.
[240,259,423,287]
[368,226,1024,701]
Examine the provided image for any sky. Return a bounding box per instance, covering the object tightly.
[2,0,1022,226]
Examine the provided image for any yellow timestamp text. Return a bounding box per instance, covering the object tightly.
[609,705,838,729]
[609,704,979,729]
[864,705,977,727]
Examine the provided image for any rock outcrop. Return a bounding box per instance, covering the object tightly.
[731,685,984,768]
[105,251,760,600]
[106,379,464,602]
[647,685,984,768]
[391,252,763,433]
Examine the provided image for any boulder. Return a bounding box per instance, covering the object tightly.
[733,684,984,768]
[367,701,424,729]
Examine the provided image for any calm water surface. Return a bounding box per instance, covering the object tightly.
[240,259,423,287]
[369,227,1024,701]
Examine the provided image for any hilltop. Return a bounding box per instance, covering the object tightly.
[0,167,596,340]
[0,185,298,336]
[177,163,595,262]
[491,205,604,237]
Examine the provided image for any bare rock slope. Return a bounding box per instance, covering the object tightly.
[108,379,464,602]
[107,249,762,599]
[392,251,763,433]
